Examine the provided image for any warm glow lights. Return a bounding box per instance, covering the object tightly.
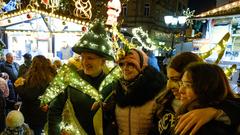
[196,1,240,18]
[0,9,89,25]
[39,64,121,105]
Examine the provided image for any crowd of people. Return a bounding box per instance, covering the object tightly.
[0,21,239,135]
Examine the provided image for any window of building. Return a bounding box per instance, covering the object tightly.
[122,4,127,16]
[144,3,150,16]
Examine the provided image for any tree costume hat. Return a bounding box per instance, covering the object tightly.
[72,21,114,60]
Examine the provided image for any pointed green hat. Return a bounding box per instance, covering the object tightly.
[72,21,114,60]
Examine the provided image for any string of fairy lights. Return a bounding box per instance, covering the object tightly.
[39,64,121,106]
[0,8,90,25]
[196,0,240,18]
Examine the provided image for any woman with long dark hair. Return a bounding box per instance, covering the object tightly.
[15,55,56,135]
[175,63,239,134]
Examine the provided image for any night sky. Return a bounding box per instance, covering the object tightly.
[188,0,216,14]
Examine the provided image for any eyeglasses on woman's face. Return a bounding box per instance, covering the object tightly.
[178,81,193,88]
[119,62,139,81]
[119,62,136,69]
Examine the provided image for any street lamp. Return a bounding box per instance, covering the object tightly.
[164,16,187,26]
[164,15,187,54]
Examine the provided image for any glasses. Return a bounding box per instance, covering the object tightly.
[119,62,136,69]
[178,81,193,88]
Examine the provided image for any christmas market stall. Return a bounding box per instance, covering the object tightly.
[0,0,116,62]
[190,1,240,93]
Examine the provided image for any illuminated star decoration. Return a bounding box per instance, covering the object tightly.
[183,8,195,26]
[73,0,92,19]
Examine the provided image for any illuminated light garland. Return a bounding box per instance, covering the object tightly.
[39,64,101,105]
[112,25,136,49]
[132,27,156,50]
[73,0,92,19]
[0,9,89,25]
[4,30,83,35]
[41,0,61,13]
[111,25,136,61]
[224,64,237,79]
[27,0,40,9]
[199,33,230,64]
[98,66,121,92]
[196,1,240,18]
[132,27,166,50]
[39,64,121,105]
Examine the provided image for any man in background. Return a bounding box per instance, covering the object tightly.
[18,53,32,77]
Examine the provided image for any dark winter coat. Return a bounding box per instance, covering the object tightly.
[0,90,5,132]
[48,70,115,135]
[172,99,240,135]
[18,61,31,77]
[114,66,166,135]
[0,62,19,83]
[15,82,49,129]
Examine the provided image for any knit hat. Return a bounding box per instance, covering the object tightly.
[23,53,32,59]
[72,21,114,60]
[6,111,24,128]
[119,49,148,71]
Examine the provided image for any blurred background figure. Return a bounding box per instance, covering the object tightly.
[1,110,32,135]
[0,90,5,132]
[0,53,5,64]
[142,48,160,72]
[14,55,57,135]
[0,53,19,84]
[18,53,32,77]
[0,72,17,114]
[67,54,82,70]
[52,59,62,71]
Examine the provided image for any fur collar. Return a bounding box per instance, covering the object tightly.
[115,66,166,107]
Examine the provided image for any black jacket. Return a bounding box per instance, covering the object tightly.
[16,83,49,128]
[0,90,5,132]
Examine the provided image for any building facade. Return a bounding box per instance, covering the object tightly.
[121,0,188,33]
[119,0,188,51]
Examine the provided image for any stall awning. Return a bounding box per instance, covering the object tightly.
[0,9,88,33]
[194,1,240,19]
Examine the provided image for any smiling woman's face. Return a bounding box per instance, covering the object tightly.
[119,62,140,81]
[179,71,197,105]
[167,67,182,100]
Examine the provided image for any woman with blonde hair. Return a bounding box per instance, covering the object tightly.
[15,55,57,135]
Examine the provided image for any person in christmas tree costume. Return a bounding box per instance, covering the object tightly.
[46,21,119,135]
